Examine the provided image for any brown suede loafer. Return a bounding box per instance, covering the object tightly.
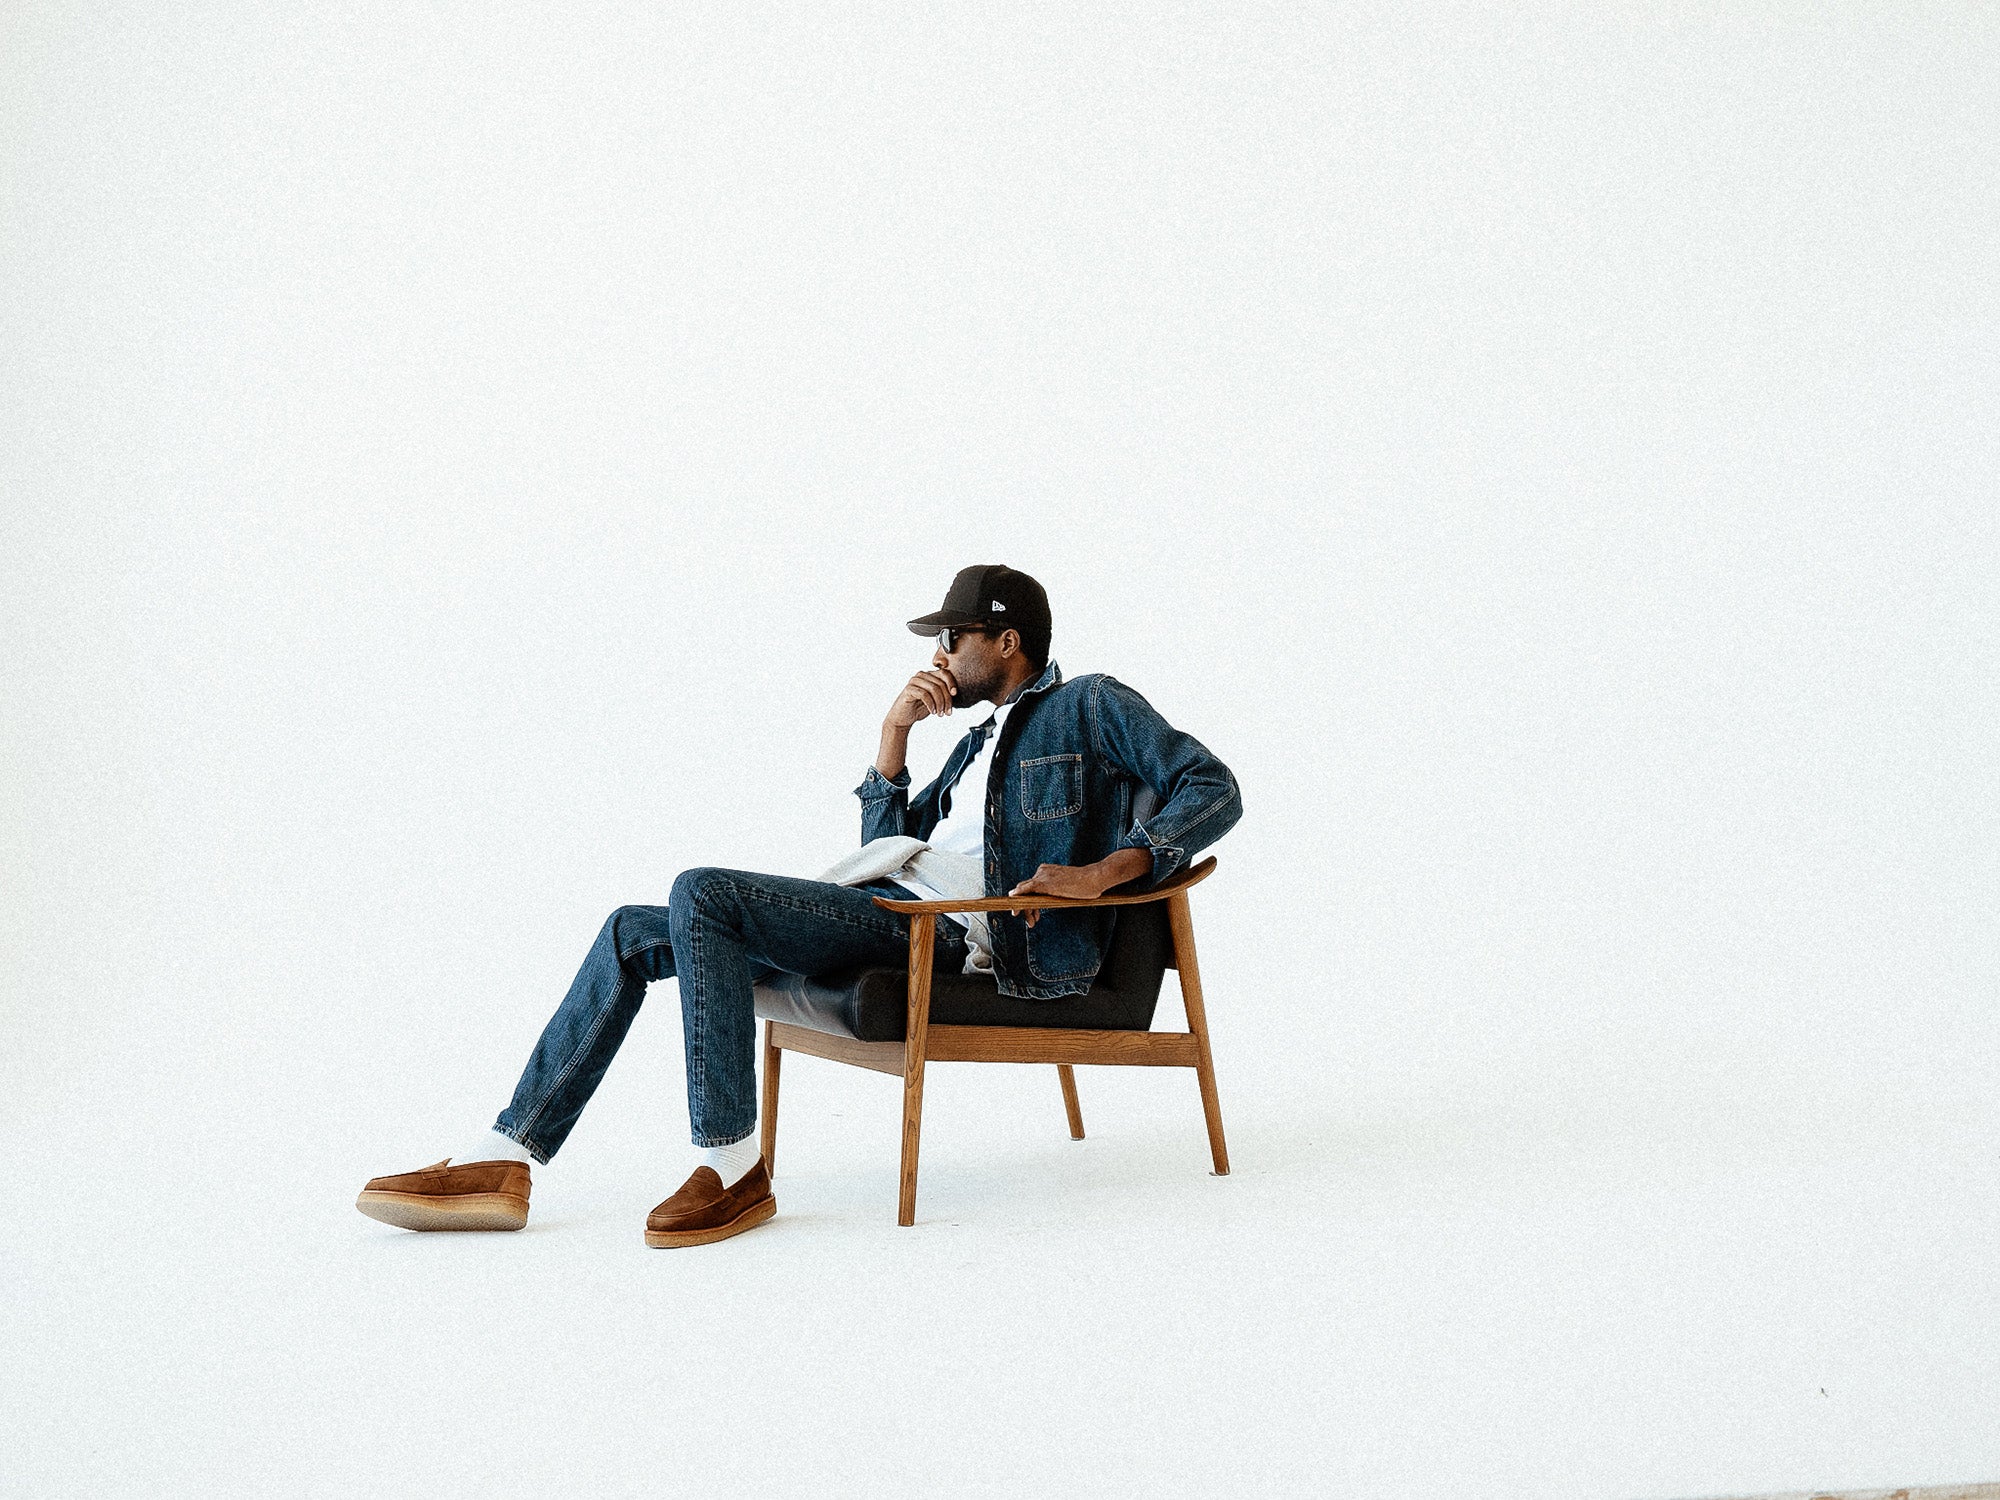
[645,1157,776,1247]
[356,1158,531,1232]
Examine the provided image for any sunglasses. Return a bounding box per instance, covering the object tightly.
[936,625,992,653]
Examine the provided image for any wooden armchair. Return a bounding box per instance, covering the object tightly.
[752,855,1226,1225]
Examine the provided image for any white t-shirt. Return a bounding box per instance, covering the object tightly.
[914,699,1015,865]
[889,697,1017,955]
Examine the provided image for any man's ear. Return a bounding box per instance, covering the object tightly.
[998,627,1020,658]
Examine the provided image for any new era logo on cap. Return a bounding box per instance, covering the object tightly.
[991,600,1006,610]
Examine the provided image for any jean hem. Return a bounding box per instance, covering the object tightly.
[492,1121,552,1166]
[692,1127,758,1148]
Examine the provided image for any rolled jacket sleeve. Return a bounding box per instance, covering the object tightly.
[1119,820,1192,890]
[855,763,912,844]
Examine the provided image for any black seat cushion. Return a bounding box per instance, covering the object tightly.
[753,897,1176,1043]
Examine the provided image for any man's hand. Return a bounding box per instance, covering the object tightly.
[1005,848,1152,926]
[885,664,960,729]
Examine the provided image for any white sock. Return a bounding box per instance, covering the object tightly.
[698,1134,762,1189]
[459,1128,536,1168]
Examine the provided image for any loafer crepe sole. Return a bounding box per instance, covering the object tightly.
[645,1194,776,1248]
[356,1189,529,1232]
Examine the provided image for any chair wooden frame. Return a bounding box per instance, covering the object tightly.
[758,855,1226,1225]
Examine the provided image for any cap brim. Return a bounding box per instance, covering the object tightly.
[906,611,983,634]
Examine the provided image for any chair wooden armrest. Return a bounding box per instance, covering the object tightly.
[865,855,1216,916]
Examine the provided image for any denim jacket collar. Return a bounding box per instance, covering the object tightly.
[1008,658,1062,704]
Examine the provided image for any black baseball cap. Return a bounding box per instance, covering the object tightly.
[906,564,1052,640]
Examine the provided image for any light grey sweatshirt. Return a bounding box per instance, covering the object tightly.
[816,837,996,976]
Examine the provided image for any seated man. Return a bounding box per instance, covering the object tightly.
[356,564,1243,1247]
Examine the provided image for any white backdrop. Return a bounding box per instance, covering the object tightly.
[4,5,1996,1497]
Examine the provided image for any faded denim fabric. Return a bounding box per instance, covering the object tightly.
[855,658,1242,999]
[494,872,970,1157]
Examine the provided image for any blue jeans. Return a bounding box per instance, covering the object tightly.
[493,867,970,1160]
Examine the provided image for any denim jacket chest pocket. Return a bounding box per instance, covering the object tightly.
[1018,753,1084,821]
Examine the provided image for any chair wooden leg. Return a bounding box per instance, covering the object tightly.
[898,916,937,1226]
[1168,891,1229,1175]
[1057,1064,1085,1139]
[760,1019,782,1178]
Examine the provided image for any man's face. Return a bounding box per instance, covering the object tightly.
[931,625,1009,707]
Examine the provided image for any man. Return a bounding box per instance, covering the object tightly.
[355,564,1243,1247]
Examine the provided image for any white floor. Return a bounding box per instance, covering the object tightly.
[6,962,1997,1500]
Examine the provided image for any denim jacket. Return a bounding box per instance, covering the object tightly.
[853,658,1242,999]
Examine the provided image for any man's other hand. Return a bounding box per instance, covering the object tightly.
[1005,848,1154,926]
[1006,863,1110,927]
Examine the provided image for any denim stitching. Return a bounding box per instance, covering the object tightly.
[1143,777,1238,849]
[1083,672,1107,759]
[1024,920,1107,983]
[1004,973,1093,997]
[492,1123,550,1166]
[1019,753,1084,821]
[516,922,674,1145]
[514,959,626,1143]
[687,886,708,1136]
